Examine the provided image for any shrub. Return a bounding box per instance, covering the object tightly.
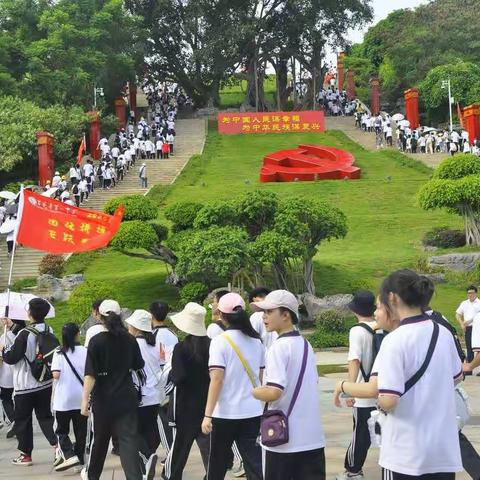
[39,254,65,277]
[11,277,37,291]
[308,328,349,349]
[110,221,159,250]
[164,202,202,232]
[423,226,466,248]
[63,251,102,275]
[103,195,158,221]
[193,201,237,229]
[179,282,209,306]
[68,280,116,325]
[315,310,349,333]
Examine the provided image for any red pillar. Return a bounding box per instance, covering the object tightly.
[370,78,380,115]
[129,83,137,121]
[404,88,420,130]
[88,110,101,160]
[347,70,356,101]
[36,132,54,187]
[114,96,127,128]
[337,52,346,91]
[464,104,480,145]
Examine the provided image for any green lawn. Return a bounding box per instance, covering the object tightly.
[53,123,470,333]
[219,76,278,108]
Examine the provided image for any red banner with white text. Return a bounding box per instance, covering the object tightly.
[16,190,124,253]
[217,111,325,135]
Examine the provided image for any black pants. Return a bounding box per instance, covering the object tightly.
[74,195,80,207]
[87,408,142,480]
[14,387,56,456]
[344,406,375,473]
[138,404,160,461]
[1,387,14,423]
[382,469,455,479]
[55,410,87,463]
[207,416,262,480]
[7,240,14,254]
[460,431,480,479]
[265,447,326,480]
[159,403,173,452]
[465,327,474,363]
[157,150,162,159]
[162,421,210,480]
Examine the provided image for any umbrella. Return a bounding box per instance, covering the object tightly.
[0,191,16,201]
[402,119,410,127]
[392,113,404,121]
[42,187,58,198]
[423,127,437,133]
[0,217,16,234]
[0,292,55,320]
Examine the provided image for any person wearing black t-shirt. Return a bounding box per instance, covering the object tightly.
[80,300,144,480]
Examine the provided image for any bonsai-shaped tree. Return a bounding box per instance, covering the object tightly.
[418,154,480,246]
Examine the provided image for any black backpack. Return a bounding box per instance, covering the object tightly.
[427,310,465,363]
[24,327,60,382]
[353,323,388,382]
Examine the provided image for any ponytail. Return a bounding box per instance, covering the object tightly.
[101,312,126,336]
[144,331,155,346]
[221,309,260,340]
[61,322,79,353]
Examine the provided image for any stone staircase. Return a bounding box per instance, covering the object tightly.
[0,118,207,290]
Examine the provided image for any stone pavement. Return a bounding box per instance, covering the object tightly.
[1,354,478,480]
[326,116,449,168]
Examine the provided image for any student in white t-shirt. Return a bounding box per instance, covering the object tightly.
[337,291,378,480]
[202,293,264,480]
[455,285,480,365]
[251,290,326,480]
[248,287,278,350]
[84,299,107,348]
[334,270,463,479]
[51,323,87,472]
[126,310,161,480]
[206,290,230,339]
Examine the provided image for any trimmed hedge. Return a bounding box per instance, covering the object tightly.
[103,195,158,221]
[180,282,209,306]
[164,202,202,232]
[110,221,159,250]
[39,254,65,277]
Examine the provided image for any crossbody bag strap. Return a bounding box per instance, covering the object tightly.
[286,338,308,417]
[62,350,84,386]
[404,321,439,395]
[354,324,375,382]
[223,333,257,388]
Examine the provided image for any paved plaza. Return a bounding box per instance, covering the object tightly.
[0,351,477,479]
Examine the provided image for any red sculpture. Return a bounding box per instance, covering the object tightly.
[37,131,55,187]
[260,145,360,183]
[404,88,420,130]
[88,110,101,160]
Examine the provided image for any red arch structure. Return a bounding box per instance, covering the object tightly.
[260,144,360,182]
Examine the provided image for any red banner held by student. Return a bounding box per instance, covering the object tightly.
[457,103,464,129]
[77,134,86,165]
[16,190,124,254]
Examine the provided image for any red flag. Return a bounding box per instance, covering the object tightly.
[457,103,464,129]
[77,134,86,165]
[16,190,124,253]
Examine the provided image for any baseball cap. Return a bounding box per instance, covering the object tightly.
[250,290,299,318]
[217,292,245,314]
[99,299,121,316]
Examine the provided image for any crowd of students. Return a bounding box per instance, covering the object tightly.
[317,88,357,116]
[353,111,480,155]
[0,268,477,480]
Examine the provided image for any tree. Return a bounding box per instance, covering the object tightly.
[419,62,480,125]
[418,154,480,246]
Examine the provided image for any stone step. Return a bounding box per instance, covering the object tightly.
[0,118,207,290]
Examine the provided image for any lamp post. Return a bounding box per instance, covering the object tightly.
[93,84,104,109]
[441,79,454,132]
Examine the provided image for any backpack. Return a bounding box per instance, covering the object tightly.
[353,323,387,382]
[24,326,60,382]
[427,310,465,362]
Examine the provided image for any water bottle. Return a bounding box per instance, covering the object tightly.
[367,410,382,447]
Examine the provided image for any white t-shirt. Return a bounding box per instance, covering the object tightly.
[133,338,161,407]
[263,331,325,453]
[0,331,15,388]
[84,323,106,347]
[470,312,480,352]
[209,330,264,419]
[347,321,377,408]
[371,316,462,476]
[51,346,87,411]
[249,312,278,351]
[153,325,178,367]
[207,321,226,339]
[456,298,480,327]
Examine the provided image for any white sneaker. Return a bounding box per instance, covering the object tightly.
[336,472,364,480]
[231,461,246,477]
[80,467,88,480]
[55,455,80,472]
[53,446,63,467]
[145,453,157,480]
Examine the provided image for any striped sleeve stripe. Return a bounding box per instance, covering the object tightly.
[209,365,225,370]
[454,369,464,379]
[378,389,402,397]
[370,372,378,377]
[266,382,284,390]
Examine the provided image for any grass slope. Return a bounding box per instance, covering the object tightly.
[54,123,467,332]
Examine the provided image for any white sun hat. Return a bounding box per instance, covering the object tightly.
[126,309,153,332]
[170,302,207,337]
